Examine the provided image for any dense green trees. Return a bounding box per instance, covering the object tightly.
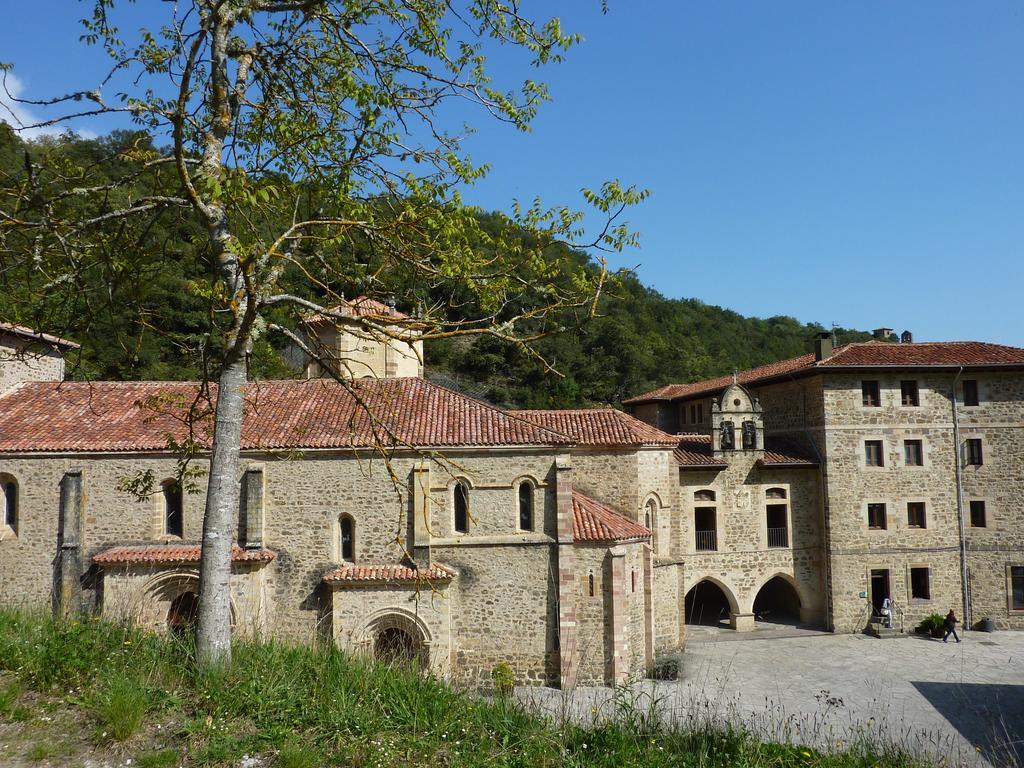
[1,126,870,407]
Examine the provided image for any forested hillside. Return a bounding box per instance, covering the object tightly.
[0,127,872,408]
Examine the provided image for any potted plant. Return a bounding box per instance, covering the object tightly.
[916,614,946,638]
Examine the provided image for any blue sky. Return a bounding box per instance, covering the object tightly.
[2,2,1021,345]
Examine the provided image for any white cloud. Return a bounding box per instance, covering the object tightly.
[0,72,97,140]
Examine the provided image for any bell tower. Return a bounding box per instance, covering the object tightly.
[710,379,764,458]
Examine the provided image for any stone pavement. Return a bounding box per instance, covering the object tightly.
[519,630,1024,767]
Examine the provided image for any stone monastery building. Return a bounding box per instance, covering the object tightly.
[0,308,1022,688]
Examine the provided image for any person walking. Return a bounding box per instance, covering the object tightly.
[943,609,961,643]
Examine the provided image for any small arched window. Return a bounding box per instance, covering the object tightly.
[645,498,659,553]
[631,569,637,593]
[339,515,355,562]
[163,481,183,538]
[454,481,469,534]
[2,478,17,533]
[694,489,716,503]
[588,572,595,597]
[518,482,534,531]
[766,487,787,500]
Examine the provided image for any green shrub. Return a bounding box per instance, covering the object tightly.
[649,652,682,681]
[491,661,515,696]
[916,614,946,634]
[92,673,149,742]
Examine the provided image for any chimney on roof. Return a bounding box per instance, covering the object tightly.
[814,331,833,361]
[900,330,913,344]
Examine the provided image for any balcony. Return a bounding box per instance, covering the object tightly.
[695,529,717,552]
[767,527,789,549]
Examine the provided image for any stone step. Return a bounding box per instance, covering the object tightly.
[867,623,900,639]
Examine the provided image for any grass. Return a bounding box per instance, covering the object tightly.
[0,608,927,767]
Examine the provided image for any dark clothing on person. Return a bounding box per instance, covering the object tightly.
[943,611,960,643]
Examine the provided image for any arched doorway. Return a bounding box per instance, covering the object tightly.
[684,580,734,628]
[167,592,199,637]
[375,627,420,664]
[367,613,428,667]
[753,576,802,626]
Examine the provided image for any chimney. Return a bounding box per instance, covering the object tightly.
[900,330,913,344]
[814,331,833,361]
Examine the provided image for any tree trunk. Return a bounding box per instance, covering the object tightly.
[195,343,247,665]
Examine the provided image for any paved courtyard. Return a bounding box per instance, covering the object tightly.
[521,629,1024,767]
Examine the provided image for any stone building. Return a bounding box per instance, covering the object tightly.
[288,295,424,379]
[0,316,683,688]
[2,312,1023,690]
[625,334,1024,633]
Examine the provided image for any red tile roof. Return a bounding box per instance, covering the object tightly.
[0,377,572,453]
[671,434,817,468]
[304,295,409,324]
[0,322,80,349]
[93,544,276,566]
[572,489,651,543]
[322,562,456,583]
[672,434,727,468]
[508,408,678,447]
[760,437,819,467]
[624,341,1024,405]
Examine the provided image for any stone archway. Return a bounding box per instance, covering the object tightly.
[753,575,803,626]
[684,579,737,629]
[365,611,429,667]
[167,591,199,637]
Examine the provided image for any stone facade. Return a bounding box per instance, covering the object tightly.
[627,342,1024,635]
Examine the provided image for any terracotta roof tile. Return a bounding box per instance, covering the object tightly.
[624,341,1024,405]
[93,544,275,565]
[623,354,815,404]
[322,562,456,583]
[304,295,409,324]
[0,322,80,349]
[760,437,819,467]
[672,434,727,468]
[508,408,678,447]
[0,378,572,453]
[821,340,1024,367]
[572,489,650,543]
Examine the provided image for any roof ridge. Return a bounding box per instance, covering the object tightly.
[416,379,576,445]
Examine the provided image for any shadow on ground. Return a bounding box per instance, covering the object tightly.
[911,681,1024,766]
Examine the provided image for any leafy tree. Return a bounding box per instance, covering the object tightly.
[0,1,644,665]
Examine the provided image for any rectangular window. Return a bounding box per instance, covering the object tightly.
[694,506,717,551]
[1011,567,1024,611]
[696,403,704,423]
[903,439,924,467]
[689,405,696,423]
[900,380,920,407]
[963,379,979,407]
[861,380,881,407]
[969,500,987,528]
[907,502,927,528]
[865,440,884,467]
[766,504,788,548]
[965,439,984,466]
[868,503,887,530]
[910,567,931,600]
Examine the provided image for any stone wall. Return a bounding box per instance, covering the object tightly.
[676,453,825,628]
[0,447,618,686]
[812,371,1024,632]
[0,338,65,397]
[330,581,453,676]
